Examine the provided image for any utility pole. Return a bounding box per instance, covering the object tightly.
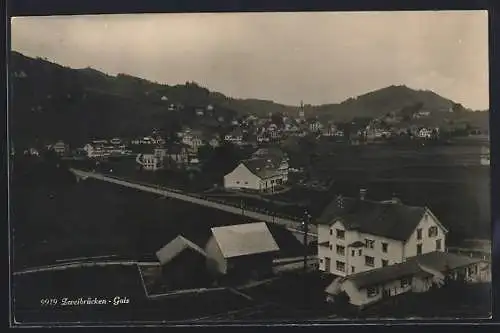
[303,209,311,274]
[302,209,311,309]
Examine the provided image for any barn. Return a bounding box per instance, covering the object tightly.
[205,222,280,284]
[155,235,211,289]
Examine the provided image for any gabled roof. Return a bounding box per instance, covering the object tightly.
[241,158,282,180]
[156,235,207,266]
[252,147,286,160]
[210,222,280,258]
[317,197,434,241]
[343,251,485,290]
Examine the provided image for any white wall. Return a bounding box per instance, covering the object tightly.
[223,164,262,190]
[205,236,227,276]
[404,209,446,259]
[319,220,404,276]
[342,277,414,307]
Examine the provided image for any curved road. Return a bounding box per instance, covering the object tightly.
[69,168,318,241]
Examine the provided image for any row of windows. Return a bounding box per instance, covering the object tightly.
[334,257,389,272]
[416,239,442,255]
[329,229,389,253]
[416,226,439,240]
[366,277,411,298]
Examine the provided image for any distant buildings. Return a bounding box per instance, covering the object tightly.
[136,153,162,171]
[51,141,69,156]
[224,128,244,145]
[205,222,280,281]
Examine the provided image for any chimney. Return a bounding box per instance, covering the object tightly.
[359,188,367,201]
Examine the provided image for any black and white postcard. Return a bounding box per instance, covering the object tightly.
[9,11,492,326]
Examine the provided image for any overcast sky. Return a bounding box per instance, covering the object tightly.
[11,11,489,110]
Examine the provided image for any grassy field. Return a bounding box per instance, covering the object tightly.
[11,160,306,271]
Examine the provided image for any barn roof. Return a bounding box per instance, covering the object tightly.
[345,251,484,290]
[155,235,207,266]
[211,222,280,258]
[241,158,282,180]
[317,197,435,241]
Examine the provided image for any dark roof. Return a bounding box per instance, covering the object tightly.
[156,235,207,266]
[316,197,429,241]
[252,147,286,159]
[345,251,485,290]
[242,158,282,179]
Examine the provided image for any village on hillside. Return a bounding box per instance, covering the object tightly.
[9,11,492,325]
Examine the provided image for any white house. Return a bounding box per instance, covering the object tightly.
[181,131,204,153]
[317,190,448,277]
[224,128,244,144]
[223,158,287,192]
[325,251,489,308]
[52,141,69,155]
[205,222,280,280]
[417,127,434,139]
[136,153,162,171]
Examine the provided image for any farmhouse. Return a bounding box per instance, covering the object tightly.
[155,235,210,289]
[205,222,280,282]
[223,158,287,192]
[325,251,489,308]
[317,190,448,277]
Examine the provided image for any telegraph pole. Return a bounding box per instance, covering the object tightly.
[303,209,311,274]
[302,209,311,309]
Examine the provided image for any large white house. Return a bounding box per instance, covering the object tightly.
[317,190,448,277]
[224,147,289,192]
[223,159,287,192]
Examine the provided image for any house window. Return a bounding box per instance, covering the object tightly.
[382,242,388,253]
[244,181,248,185]
[336,245,345,256]
[417,228,422,240]
[320,258,324,263]
[236,181,240,184]
[401,277,410,288]
[417,244,423,255]
[351,266,356,273]
[428,226,438,238]
[365,256,375,267]
[351,250,355,256]
[336,229,345,240]
[367,286,379,298]
[365,239,375,249]
[336,261,346,272]
[330,229,333,235]
[329,245,333,250]
[358,249,362,256]
[436,239,442,251]
[382,259,389,267]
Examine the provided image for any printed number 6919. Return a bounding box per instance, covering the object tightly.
[40,298,58,306]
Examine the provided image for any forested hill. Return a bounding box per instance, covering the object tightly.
[9,51,488,147]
